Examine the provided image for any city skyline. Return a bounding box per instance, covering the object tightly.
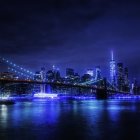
[0,50,136,84]
[1,1,140,140]
[0,0,139,81]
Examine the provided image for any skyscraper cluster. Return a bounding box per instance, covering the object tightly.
[110,51,130,92]
[1,52,139,93]
[34,65,102,85]
[34,51,131,92]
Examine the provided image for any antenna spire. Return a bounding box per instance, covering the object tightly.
[111,51,114,61]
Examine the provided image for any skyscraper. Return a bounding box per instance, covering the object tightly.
[81,74,91,82]
[40,67,46,82]
[66,68,74,78]
[117,63,124,91]
[95,66,101,80]
[34,71,41,81]
[46,66,61,82]
[40,67,46,93]
[124,68,129,85]
[110,51,116,86]
[87,69,94,77]
[124,67,130,92]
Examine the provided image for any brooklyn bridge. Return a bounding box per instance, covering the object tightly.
[0,56,132,99]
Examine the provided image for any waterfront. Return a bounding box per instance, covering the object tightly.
[0,98,140,140]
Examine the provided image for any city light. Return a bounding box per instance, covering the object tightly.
[34,93,58,98]
[0,52,139,99]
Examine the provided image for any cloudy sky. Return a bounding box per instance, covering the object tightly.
[0,0,140,80]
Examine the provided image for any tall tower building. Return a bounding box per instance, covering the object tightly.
[117,63,124,91]
[87,69,94,77]
[95,66,101,80]
[110,51,116,86]
[40,67,46,93]
[124,67,129,85]
[66,68,74,78]
[49,65,61,82]
[40,67,46,82]
[124,67,130,92]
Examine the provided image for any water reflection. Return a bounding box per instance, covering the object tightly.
[0,105,8,128]
[0,99,140,140]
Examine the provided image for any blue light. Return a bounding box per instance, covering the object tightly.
[109,94,140,100]
[34,93,58,98]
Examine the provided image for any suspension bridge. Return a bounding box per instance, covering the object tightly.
[0,57,127,99]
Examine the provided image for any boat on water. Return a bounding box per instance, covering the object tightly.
[0,96,15,105]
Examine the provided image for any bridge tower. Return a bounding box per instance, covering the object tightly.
[96,78,107,99]
[110,51,116,86]
[40,67,46,93]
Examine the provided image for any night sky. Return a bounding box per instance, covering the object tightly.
[0,0,140,80]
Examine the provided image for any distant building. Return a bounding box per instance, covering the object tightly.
[40,67,46,82]
[65,68,75,84]
[46,70,54,82]
[54,69,61,82]
[34,68,46,93]
[95,66,101,80]
[34,71,41,81]
[73,73,81,83]
[124,67,130,92]
[81,74,92,82]
[0,72,17,79]
[132,78,139,94]
[117,63,124,91]
[87,69,94,77]
[40,67,46,93]
[110,51,116,86]
[66,68,74,78]
[46,66,61,82]
[124,68,129,84]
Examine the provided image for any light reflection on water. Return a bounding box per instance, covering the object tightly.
[0,99,140,140]
[0,105,8,128]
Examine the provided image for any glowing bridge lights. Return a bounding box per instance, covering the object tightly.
[0,57,35,80]
[34,93,58,98]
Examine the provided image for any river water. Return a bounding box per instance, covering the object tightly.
[0,99,140,140]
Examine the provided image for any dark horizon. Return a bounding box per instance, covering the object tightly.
[0,0,140,81]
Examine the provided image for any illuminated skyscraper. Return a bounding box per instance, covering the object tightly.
[34,71,41,81]
[87,69,94,77]
[40,67,46,82]
[46,66,61,82]
[95,66,101,80]
[40,67,46,93]
[110,51,116,86]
